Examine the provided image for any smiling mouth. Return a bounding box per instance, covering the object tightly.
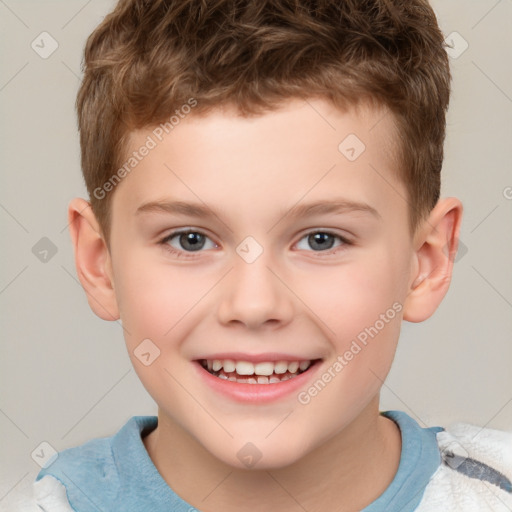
[198,358,321,384]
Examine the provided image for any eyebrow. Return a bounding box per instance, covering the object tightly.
[136,198,381,221]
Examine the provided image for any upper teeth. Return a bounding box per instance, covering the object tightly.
[205,359,311,376]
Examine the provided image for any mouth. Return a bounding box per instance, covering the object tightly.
[197,358,322,384]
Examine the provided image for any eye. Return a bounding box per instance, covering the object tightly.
[159,228,351,258]
[295,231,351,253]
[160,229,217,257]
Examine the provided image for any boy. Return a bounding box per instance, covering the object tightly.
[30,0,512,510]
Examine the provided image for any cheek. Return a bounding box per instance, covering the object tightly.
[112,257,198,410]
[113,255,221,349]
[299,265,404,422]
[296,246,408,398]
[112,255,179,341]
[303,249,408,335]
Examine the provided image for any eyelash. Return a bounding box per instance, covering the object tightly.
[158,228,353,259]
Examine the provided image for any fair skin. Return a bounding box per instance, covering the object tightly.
[69,98,462,511]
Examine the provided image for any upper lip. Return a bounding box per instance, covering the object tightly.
[194,352,322,363]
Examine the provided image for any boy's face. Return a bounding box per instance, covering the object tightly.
[107,98,415,468]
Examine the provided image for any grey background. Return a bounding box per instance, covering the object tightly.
[1,0,511,508]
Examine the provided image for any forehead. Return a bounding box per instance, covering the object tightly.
[112,98,405,229]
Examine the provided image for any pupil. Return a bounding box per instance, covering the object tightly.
[309,233,334,251]
[181,232,204,251]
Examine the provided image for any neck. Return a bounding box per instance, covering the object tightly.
[143,397,401,512]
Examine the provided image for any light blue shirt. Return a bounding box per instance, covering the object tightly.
[35,410,443,511]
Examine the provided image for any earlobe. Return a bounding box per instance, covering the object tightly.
[402,197,463,323]
[68,198,120,321]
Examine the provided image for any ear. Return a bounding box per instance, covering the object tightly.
[402,197,463,322]
[68,198,120,321]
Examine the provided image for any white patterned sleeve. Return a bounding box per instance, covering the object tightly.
[31,475,75,512]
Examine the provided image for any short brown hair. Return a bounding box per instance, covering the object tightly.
[76,0,450,242]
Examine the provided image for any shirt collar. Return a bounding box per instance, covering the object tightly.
[112,411,442,512]
[362,410,443,512]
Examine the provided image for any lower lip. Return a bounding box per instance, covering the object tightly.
[193,360,322,403]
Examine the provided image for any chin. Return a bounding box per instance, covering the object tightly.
[206,436,311,471]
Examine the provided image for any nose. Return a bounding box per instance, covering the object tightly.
[216,250,295,330]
